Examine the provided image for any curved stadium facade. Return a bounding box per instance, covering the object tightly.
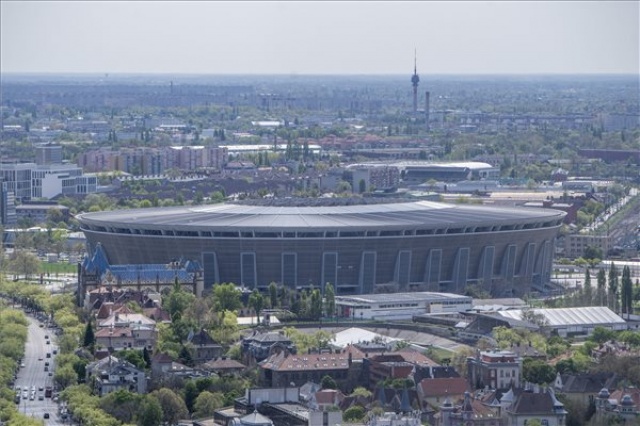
[76,200,565,297]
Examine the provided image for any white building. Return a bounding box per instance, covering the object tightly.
[0,163,97,200]
[496,306,627,338]
[335,291,473,321]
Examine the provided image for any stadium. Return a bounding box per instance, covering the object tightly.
[76,200,565,297]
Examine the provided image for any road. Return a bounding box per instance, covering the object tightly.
[14,314,65,425]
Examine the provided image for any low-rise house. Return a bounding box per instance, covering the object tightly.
[188,329,223,364]
[418,377,470,407]
[95,323,157,352]
[85,355,147,396]
[242,331,297,364]
[553,371,618,405]
[309,389,345,411]
[501,386,568,426]
[151,353,174,376]
[202,357,247,376]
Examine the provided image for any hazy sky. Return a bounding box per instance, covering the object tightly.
[2,1,638,75]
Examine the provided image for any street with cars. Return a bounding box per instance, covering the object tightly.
[13,313,66,425]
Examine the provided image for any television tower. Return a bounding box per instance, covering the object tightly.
[411,49,420,114]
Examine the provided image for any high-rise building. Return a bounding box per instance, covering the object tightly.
[35,143,63,165]
[0,180,17,226]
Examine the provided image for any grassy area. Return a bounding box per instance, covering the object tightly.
[39,261,76,275]
[425,345,455,363]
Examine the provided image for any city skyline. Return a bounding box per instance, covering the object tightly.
[1,1,638,76]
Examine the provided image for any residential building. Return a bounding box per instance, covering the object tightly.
[418,377,470,407]
[188,329,224,364]
[553,372,618,406]
[202,357,246,376]
[258,345,364,389]
[85,355,147,396]
[241,331,297,364]
[436,392,501,426]
[595,387,640,423]
[467,350,522,391]
[501,387,568,426]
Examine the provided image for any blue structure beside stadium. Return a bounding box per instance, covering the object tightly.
[76,200,565,297]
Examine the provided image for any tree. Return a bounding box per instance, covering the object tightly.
[268,282,278,308]
[321,375,337,389]
[54,364,78,389]
[137,395,163,426]
[211,310,239,346]
[358,179,367,194]
[309,288,322,320]
[142,347,151,369]
[152,388,189,425]
[164,279,196,321]
[608,263,619,313]
[522,359,556,385]
[248,290,264,324]
[211,283,242,313]
[194,391,225,418]
[184,380,198,413]
[590,326,616,344]
[179,345,195,367]
[621,265,633,318]
[343,406,366,422]
[99,389,140,423]
[583,245,602,262]
[583,268,593,306]
[324,282,335,317]
[596,268,606,306]
[83,320,95,349]
[10,250,40,280]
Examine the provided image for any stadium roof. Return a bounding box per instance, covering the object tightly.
[77,200,564,231]
[496,307,625,327]
[335,291,471,305]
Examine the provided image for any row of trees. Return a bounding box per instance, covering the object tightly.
[550,264,639,316]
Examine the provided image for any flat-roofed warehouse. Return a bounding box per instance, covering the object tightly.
[495,307,627,338]
[76,200,565,297]
[334,291,472,320]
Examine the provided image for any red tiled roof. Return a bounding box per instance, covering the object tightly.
[418,377,469,398]
[315,389,345,405]
[262,345,364,372]
[204,358,246,370]
[95,326,132,338]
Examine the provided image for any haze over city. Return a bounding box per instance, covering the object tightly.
[2,1,639,75]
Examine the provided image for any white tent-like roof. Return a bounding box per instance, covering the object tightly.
[496,306,625,327]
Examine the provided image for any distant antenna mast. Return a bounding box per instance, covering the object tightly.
[170,81,174,94]
[411,49,420,114]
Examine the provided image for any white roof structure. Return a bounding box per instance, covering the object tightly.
[496,306,625,327]
[331,327,399,348]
